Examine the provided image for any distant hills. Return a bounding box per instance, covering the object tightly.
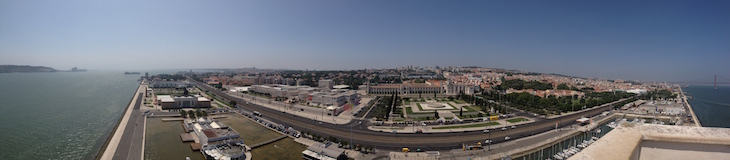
[0,65,57,73]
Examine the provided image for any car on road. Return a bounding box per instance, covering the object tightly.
[483,129,489,133]
[511,125,516,129]
[505,136,510,140]
[502,127,507,131]
[485,139,492,143]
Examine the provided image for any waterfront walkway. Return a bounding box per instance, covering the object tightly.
[100,83,146,160]
[679,87,702,127]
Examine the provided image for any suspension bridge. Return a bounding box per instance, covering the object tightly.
[670,74,730,89]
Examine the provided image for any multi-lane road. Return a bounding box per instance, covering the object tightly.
[194,79,628,151]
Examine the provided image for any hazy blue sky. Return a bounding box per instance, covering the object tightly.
[1,0,728,82]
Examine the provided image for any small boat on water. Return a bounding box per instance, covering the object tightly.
[607,122,618,128]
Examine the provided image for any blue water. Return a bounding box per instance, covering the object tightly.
[683,85,730,128]
[0,71,141,159]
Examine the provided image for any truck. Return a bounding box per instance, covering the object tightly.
[489,116,500,121]
[463,142,483,150]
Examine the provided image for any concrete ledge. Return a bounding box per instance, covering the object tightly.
[570,123,730,160]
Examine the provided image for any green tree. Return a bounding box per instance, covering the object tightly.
[188,110,196,118]
[557,84,570,90]
[195,109,202,118]
[460,107,463,116]
[201,110,208,117]
[180,110,187,118]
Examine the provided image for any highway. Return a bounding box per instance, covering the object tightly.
[193,78,627,151]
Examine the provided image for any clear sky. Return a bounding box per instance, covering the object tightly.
[1,0,728,82]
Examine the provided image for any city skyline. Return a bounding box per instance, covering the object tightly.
[2,0,729,82]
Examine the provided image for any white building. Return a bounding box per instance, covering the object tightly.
[302,142,346,160]
[319,79,335,90]
[188,118,240,146]
[249,84,360,109]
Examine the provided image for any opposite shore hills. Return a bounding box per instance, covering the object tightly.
[0,65,86,73]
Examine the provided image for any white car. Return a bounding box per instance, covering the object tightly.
[511,126,516,129]
[483,129,489,133]
[485,139,492,143]
[505,136,511,140]
[502,127,507,131]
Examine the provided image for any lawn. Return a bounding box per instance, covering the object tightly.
[406,107,414,114]
[416,103,425,111]
[506,118,528,123]
[431,122,501,129]
[447,102,456,108]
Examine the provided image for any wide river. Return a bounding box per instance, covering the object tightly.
[0,71,142,159]
[683,85,730,128]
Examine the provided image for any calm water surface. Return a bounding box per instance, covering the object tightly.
[0,71,140,159]
[683,85,730,128]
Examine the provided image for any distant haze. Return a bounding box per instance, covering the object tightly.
[1,0,728,82]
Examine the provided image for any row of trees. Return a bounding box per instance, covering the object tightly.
[481,90,635,115]
[639,89,677,100]
[180,109,208,118]
[498,79,554,90]
[454,92,505,115]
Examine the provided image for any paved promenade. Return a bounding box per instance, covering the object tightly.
[100,84,145,160]
[679,87,702,127]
